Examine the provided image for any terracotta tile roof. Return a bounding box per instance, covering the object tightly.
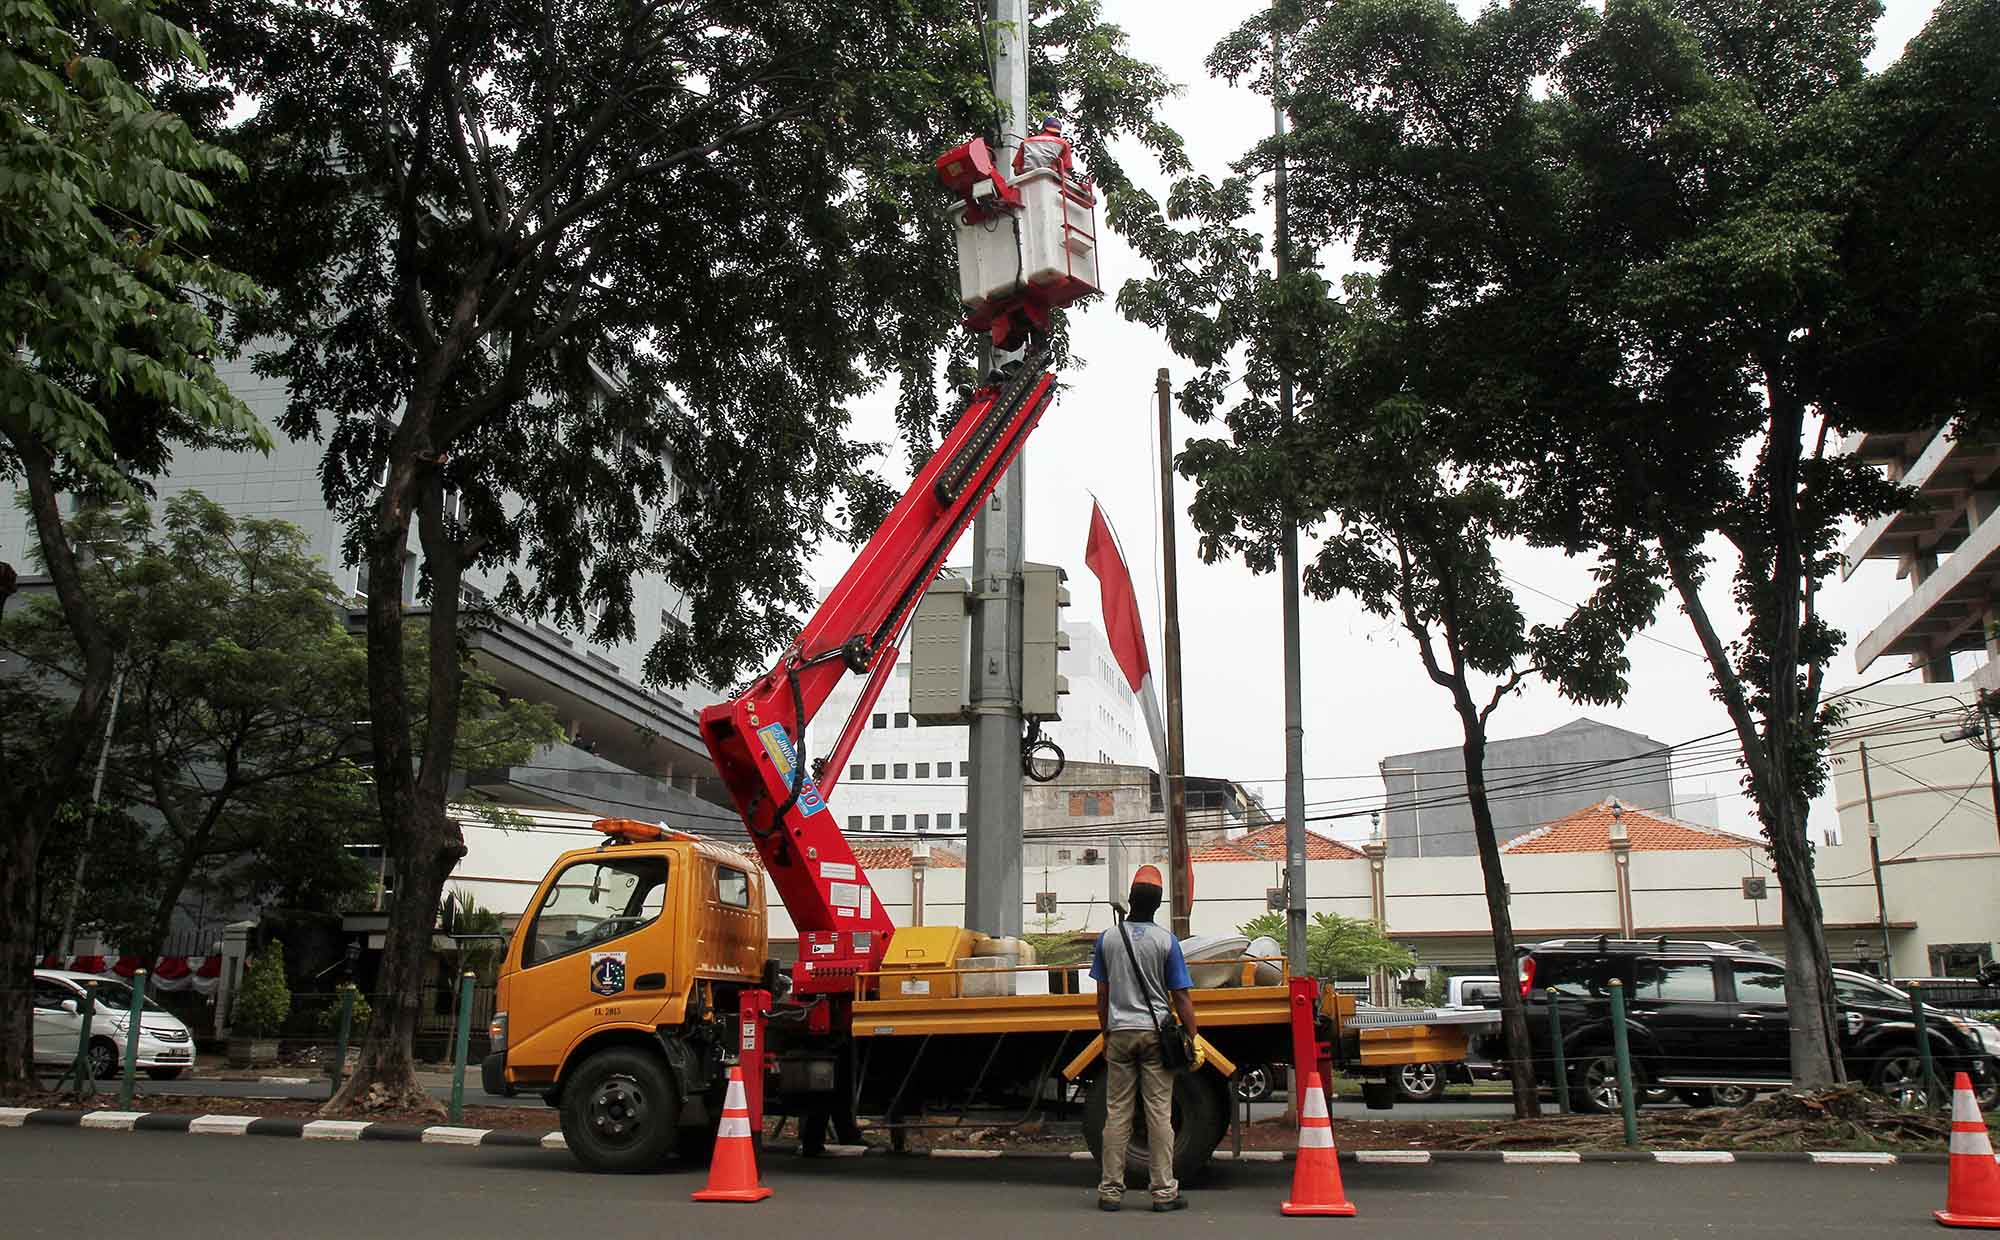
[1192,825,1364,863]
[1190,841,1258,863]
[851,844,965,870]
[1501,800,1760,855]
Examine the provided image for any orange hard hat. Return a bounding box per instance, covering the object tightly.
[1132,864,1165,888]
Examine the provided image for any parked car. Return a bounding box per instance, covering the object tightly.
[31,970,195,1081]
[1512,938,1992,1113]
[1843,971,2000,1109]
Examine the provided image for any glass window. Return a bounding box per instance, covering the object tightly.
[869,814,885,829]
[1834,975,1903,1006]
[937,812,953,829]
[525,855,669,967]
[916,763,930,779]
[894,712,910,728]
[1634,961,1718,1002]
[959,761,972,777]
[716,867,751,909]
[1539,956,1626,999]
[872,713,888,729]
[871,764,887,780]
[915,814,929,830]
[939,760,953,777]
[850,764,864,781]
[892,814,907,830]
[32,979,74,1011]
[847,815,862,830]
[1732,961,1788,1004]
[893,763,908,779]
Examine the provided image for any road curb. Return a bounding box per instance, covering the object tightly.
[0,1109,1949,1167]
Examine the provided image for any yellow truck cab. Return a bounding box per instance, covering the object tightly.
[485,820,767,1170]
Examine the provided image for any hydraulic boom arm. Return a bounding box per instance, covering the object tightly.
[698,354,1060,992]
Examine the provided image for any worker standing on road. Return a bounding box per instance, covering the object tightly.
[1091,864,1202,1213]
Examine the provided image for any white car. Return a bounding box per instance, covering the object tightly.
[32,970,196,1082]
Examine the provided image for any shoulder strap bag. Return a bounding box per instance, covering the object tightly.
[1114,909,1195,1073]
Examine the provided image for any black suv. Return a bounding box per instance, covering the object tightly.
[1511,937,1993,1112]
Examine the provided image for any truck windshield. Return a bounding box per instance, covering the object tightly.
[525,856,669,966]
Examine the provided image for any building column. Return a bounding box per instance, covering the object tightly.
[1608,801,1635,939]
[215,921,256,1039]
[1364,829,1390,1007]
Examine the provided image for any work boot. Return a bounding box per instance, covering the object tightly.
[1096,1196,1122,1212]
[1151,1197,1188,1213]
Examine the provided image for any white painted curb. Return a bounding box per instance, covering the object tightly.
[188,1115,259,1135]
[1501,1150,1582,1164]
[540,1132,567,1150]
[1653,1151,1735,1164]
[420,1126,490,1146]
[79,1111,147,1131]
[0,1108,36,1128]
[1808,1151,1897,1165]
[1213,1150,1284,1162]
[930,1148,1003,1159]
[301,1119,371,1141]
[1356,1150,1432,1164]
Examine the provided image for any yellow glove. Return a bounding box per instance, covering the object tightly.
[1191,1038,1208,1071]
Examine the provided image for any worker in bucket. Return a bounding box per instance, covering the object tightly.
[1090,864,1203,1212]
[1013,115,1076,180]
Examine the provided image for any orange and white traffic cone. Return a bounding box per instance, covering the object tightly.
[1282,1071,1356,1217]
[692,1067,772,1203]
[1937,1071,2000,1229]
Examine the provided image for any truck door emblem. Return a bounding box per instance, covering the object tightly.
[590,952,628,996]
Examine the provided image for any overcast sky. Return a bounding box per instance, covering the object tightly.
[808,0,1946,843]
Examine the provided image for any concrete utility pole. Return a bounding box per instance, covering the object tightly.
[1858,742,1893,968]
[1272,12,1309,975]
[964,0,1030,938]
[1157,368,1193,937]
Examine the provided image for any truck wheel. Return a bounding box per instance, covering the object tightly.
[559,1047,681,1173]
[1393,1062,1447,1103]
[1082,1067,1229,1185]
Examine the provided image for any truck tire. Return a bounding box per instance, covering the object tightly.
[1393,1062,1447,1103]
[1082,1067,1229,1186]
[559,1047,682,1173]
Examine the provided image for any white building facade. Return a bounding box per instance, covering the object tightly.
[806,616,1148,837]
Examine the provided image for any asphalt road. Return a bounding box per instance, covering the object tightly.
[73,1076,1517,1121]
[0,1125,1949,1239]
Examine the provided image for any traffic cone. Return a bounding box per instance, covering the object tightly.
[1282,1071,1356,1217]
[692,1067,772,1203]
[1937,1071,2000,1229]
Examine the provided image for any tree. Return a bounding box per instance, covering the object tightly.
[0,0,264,1090]
[1121,4,1669,1117]
[4,495,561,962]
[198,0,1184,1115]
[1238,911,1415,983]
[1179,0,1942,1090]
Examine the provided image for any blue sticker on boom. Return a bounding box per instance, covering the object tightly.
[756,722,828,817]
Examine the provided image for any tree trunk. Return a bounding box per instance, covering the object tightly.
[0,794,42,1092]
[1768,795,1844,1088]
[322,412,473,1116]
[0,443,118,1092]
[1458,708,1542,1119]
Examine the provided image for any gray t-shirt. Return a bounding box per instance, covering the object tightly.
[1090,920,1194,1032]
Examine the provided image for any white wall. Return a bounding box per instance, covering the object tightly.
[1827,681,2000,976]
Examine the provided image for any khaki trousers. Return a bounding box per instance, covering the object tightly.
[1098,1029,1177,1201]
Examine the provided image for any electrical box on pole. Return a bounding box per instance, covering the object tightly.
[1021,561,1070,720]
[909,573,972,724]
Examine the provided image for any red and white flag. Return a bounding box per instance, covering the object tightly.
[1084,501,1188,902]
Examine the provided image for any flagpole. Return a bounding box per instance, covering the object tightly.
[1156,368,1193,937]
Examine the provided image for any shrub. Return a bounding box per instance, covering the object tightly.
[316,984,372,1035]
[233,942,292,1037]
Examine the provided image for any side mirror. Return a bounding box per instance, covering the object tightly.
[60,999,78,1015]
